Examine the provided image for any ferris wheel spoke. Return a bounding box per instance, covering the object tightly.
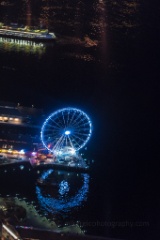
[44,133,62,141]
[73,125,90,132]
[69,111,82,127]
[68,135,77,149]
[52,135,64,149]
[45,130,61,136]
[55,135,65,148]
[74,135,86,141]
[44,128,61,134]
[53,134,65,151]
[62,111,66,128]
[49,117,64,129]
[73,130,90,137]
[77,121,90,129]
[68,110,77,126]
[72,132,85,143]
[71,117,87,128]
[66,111,70,127]
[74,129,90,135]
[66,136,71,147]
[75,128,90,133]
[46,121,63,130]
[65,135,68,147]
[73,119,90,129]
[69,136,75,148]
[58,137,66,151]
[69,135,81,149]
[56,116,64,125]
[47,123,62,130]
[54,138,65,151]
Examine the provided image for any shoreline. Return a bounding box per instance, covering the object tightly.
[0,196,83,235]
[0,159,90,173]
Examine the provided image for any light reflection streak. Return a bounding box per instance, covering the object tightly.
[2,224,20,240]
[0,37,46,54]
[99,0,107,62]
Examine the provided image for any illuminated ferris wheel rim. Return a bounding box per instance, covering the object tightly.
[40,107,92,152]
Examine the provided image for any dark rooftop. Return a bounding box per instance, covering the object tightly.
[0,107,22,117]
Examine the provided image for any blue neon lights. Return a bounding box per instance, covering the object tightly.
[36,169,89,213]
[41,107,92,153]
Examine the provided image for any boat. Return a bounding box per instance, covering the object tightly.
[0,23,56,42]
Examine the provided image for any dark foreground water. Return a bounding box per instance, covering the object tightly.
[0,0,159,239]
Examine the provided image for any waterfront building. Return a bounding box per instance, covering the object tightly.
[0,101,44,151]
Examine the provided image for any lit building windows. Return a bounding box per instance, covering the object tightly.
[14,118,19,122]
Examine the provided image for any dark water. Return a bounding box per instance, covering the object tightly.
[0,0,159,239]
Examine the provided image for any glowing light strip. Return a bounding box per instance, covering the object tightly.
[2,224,20,239]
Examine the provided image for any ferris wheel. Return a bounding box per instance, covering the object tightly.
[41,107,92,154]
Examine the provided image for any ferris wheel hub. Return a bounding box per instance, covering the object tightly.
[65,130,71,135]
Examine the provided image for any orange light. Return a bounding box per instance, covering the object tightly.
[14,118,19,122]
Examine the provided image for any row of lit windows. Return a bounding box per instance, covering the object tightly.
[0,116,20,122]
[0,148,25,155]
